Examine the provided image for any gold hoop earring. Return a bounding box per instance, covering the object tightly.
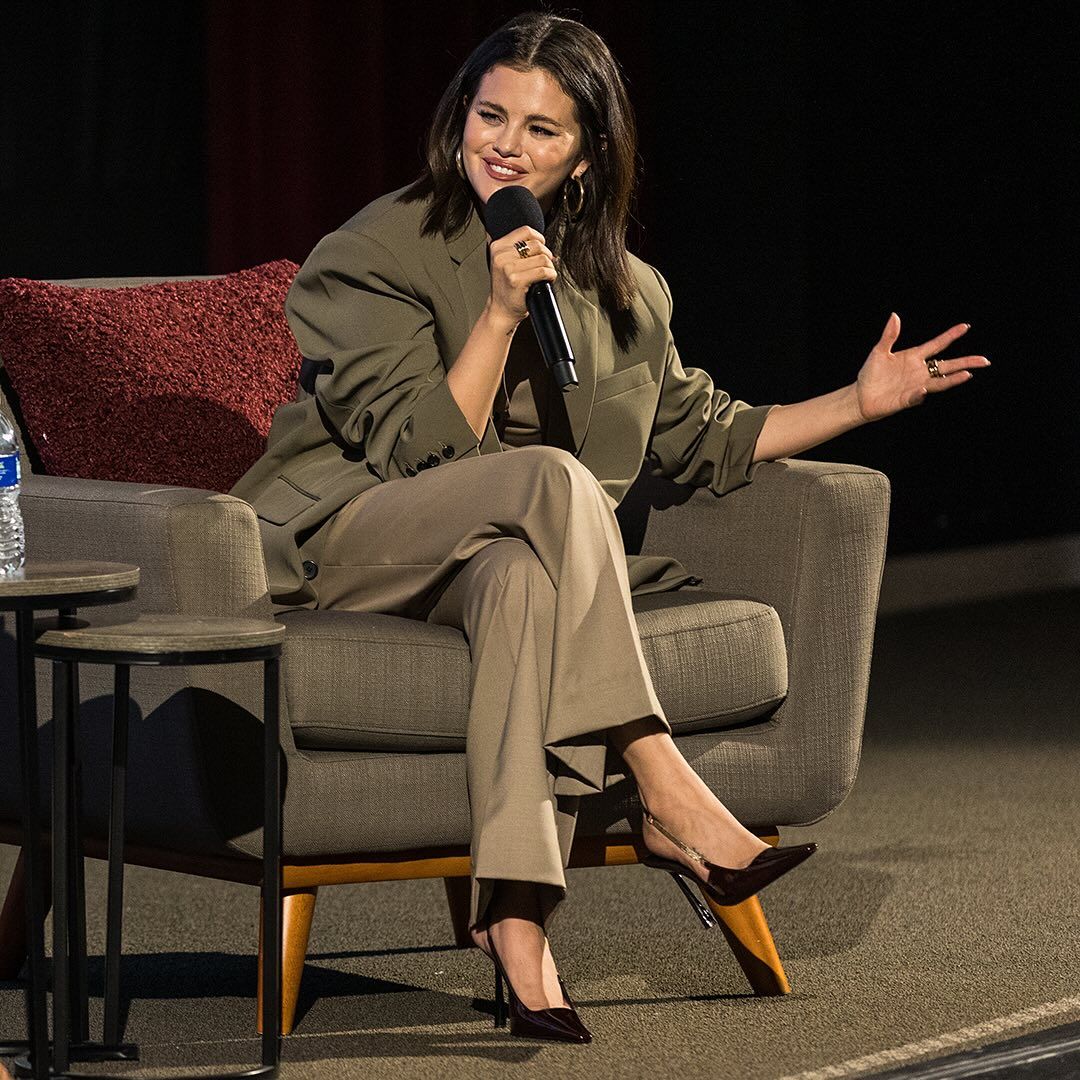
[455,146,466,180]
[563,174,586,221]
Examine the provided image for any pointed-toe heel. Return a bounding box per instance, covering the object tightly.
[640,802,816,909]
[555,978,595,1043]
[487,937,592,1043]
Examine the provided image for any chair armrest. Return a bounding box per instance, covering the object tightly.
[20,474,273,620]
[624,459,891,822]
[3,475,295,856]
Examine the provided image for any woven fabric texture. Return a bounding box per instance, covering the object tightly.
[279,596,786,753]
[637,460,891,825]
[0,262,301,492]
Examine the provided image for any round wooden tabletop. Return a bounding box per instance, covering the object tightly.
[35,614,285,655]
[0,560,140,598]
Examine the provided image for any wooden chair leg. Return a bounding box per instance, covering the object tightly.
[258,886,317,1036]
[704,890,791,995]
[0,848,52,980]
[443,876,474,949]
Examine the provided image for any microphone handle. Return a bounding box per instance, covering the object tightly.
[526,281,578,391]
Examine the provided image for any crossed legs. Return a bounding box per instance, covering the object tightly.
[319,445,768,1011]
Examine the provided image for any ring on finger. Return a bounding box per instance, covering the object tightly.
[925,356,946,379]
[514,240,531,259]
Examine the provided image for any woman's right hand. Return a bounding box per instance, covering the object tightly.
[486,225,557,329]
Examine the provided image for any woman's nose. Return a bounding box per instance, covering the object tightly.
[494,126,523,157]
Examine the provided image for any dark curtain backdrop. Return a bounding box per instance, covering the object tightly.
[205,1,653,271]
[2,2,1076,554]
[0,3,206,277]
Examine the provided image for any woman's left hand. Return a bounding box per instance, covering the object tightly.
[855,313,990,422]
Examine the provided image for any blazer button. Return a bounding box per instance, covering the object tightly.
[687,576,704,586]
[405,466,417,476]
[302,560,318,580]
[425,452,440,468]
[442,445,455,458]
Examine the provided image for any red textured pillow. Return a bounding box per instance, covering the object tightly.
[0,260,302,492]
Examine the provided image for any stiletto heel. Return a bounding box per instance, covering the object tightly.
[485,931,592,1043]
[493,966,507,1028]
[667,869,717,928]
[640,800,816,908]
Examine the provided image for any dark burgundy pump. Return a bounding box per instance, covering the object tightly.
[640,802,816,910]
[488,935,592,1043]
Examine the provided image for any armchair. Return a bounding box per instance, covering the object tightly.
[0,274,890,1036]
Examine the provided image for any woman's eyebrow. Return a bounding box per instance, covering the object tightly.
[476,99,565,127]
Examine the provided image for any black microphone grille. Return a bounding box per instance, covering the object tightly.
[482,185,546,241]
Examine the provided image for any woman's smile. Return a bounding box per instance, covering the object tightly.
[483,156,527,180]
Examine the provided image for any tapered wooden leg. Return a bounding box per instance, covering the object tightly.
[257,886,317,1036]
[0,849,52,980]
[443,876,474,948]
[704,890,791,995]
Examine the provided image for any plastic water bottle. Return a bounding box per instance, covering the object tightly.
[0,411,25,575]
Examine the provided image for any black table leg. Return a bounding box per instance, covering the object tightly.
[261,655,281,1073]
[57,607,89,1046]
[14,609,50,1079]
[103,663,129,1047]
[51,658,75,1074]
[68,703,90,1045]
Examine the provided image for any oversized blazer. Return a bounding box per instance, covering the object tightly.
[229,187,774,608]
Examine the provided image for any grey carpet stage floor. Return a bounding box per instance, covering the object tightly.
[2,587,1078,1079]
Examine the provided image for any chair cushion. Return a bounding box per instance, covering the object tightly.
[279,590,787,752]
[0,261,301,493]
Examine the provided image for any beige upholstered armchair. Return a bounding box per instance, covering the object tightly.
[0,274,890,1036]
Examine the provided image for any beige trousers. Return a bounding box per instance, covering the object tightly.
[317,445,693,926]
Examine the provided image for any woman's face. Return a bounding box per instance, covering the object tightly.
[461,64,590,214]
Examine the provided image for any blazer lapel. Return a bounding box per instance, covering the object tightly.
[444,206,599,456]
[445,209,501,454]
[446,206,489,337]
[554,276,599,455]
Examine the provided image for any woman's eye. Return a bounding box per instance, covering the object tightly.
[476,110,553,137]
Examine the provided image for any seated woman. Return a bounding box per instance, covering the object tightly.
[230,11,987,1044]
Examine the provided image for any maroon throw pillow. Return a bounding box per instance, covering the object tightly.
[0,260,302,492]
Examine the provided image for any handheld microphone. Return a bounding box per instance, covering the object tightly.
[482,186,579,391]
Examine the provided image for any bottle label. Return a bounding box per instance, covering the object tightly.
[0,453,20,489]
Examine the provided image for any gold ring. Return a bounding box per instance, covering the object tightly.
[514,240,531,259]
[925,356,945,379]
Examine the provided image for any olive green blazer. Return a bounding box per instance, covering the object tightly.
[229,187,773,607]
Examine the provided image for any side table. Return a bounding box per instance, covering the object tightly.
[31,614,286,1079]
[0,561,139,1080]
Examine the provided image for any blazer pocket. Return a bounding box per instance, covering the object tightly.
[593,361,653,403]
[255,476,319,525]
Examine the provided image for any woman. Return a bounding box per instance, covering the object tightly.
[231,12,987,1043]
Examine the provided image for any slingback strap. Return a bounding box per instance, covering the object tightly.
[640,800,707,866]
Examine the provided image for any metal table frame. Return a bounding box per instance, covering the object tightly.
[1,586,136,1080]
[26,635,284,1079]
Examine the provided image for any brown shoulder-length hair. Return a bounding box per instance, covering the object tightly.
[398,11,641,347]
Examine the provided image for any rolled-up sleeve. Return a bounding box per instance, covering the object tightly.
[285,228,481,481]
[645,267,775,496]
